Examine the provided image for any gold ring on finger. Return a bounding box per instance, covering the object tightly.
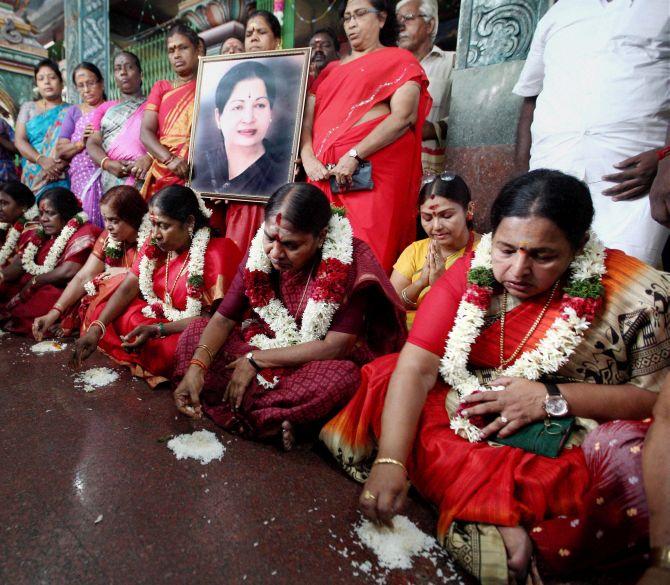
[363,489,376,501]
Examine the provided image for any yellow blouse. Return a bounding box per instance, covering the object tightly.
[393,233,480,327]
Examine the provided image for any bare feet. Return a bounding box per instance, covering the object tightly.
[499,526,533,582]
[281,420,295,451]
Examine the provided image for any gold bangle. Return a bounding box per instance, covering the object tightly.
[401,287,417,308]
[373,457,407,474]
[89,319,106,337]
[100,156,110,171]
[196,343,215,364]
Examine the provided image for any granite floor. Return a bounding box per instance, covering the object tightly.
[0,334,643,585]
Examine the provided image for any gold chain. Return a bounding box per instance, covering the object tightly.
[499,280,560,370]
[164,251,190,307]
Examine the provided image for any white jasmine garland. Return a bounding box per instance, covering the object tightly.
[0,221,25,266]
[440,231,607,442]
[245,214,354,350]
[22,212,88,276]
[139,227,210,322]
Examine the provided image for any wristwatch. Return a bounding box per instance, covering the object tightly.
[543,382,569,417]
[245,351,262,372]
[348,148,364,163]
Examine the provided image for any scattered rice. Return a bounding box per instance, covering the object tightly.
[30,340,67,354]
[0,329,7,336]
[74,367,119,392]
[354,515,436,570]
[167,430,225,465]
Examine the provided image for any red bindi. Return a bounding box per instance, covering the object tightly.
[428,204,439,210]
[276,212,282,227]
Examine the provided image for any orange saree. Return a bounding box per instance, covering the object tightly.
[140,80,196,200]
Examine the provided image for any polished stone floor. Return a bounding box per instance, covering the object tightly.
[0,334,641,584]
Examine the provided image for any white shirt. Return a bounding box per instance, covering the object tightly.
[513,0,670,266]
[422,45,455,127]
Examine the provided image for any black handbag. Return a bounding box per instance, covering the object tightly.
[329,160,374,193]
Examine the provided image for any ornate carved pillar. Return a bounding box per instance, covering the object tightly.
[446,0,552,230]
[0,2,48,117]
[63,0,110,101]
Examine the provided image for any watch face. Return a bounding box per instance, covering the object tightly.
[545,396,569,417]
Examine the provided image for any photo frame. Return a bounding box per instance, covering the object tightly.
[188,48,311,203]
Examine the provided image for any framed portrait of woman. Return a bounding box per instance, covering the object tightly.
[188,48,311,203]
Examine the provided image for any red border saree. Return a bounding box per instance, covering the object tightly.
[140,80,196,200]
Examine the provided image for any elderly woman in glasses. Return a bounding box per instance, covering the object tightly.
[390,173,479,327]
[301,0,431,272]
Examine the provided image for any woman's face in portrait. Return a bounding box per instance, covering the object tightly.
[74,68,104,107]
[245,16,280,52]
[35,66,63,102]
[113,54,142,96]
[217,77,272,150]
[38,198,65,236]
[419,196,470,249]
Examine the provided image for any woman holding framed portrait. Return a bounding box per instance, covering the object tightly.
[301,0,431,272]
[140,23,203,200]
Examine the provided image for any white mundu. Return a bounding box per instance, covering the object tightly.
[514,0,670,266]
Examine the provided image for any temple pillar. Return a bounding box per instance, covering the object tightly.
[446,0,552,230]
[63,0,110,100]
[0,2,48,119]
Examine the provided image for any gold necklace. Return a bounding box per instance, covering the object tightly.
[164,250,190,307]
[498,280,560,370]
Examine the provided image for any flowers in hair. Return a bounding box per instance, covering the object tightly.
[22,212,89,276]
[439,231,607,442]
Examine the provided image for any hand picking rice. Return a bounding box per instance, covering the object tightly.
[167,430,225,465]
[354,515,438,570]
[74,367,120,392]
[31,341,67,354]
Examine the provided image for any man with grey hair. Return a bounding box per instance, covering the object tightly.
[397,0,455,174]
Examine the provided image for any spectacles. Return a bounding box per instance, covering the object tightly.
[343,8,380,24]
[397,13,429,25]
[421,171,456,186]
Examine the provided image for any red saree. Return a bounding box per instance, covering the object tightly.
[308,48,431,272]
[321,250,670,578]
[93,237,241,387]
[1,223,100,334]
[60,230,140,335]
[140,80,196,200]
[173,239,407,440]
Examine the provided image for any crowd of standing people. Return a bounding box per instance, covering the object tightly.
[0,1,669,583]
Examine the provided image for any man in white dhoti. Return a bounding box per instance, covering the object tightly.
[513,0,670,266]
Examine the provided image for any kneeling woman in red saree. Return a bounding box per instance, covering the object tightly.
[321,170,670,583]
[0,181,37,302]
[173,183,406,450]
[32,185,149,340]
[301,0,431,273]
[71,185,240,388]
[0,187,100,334]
